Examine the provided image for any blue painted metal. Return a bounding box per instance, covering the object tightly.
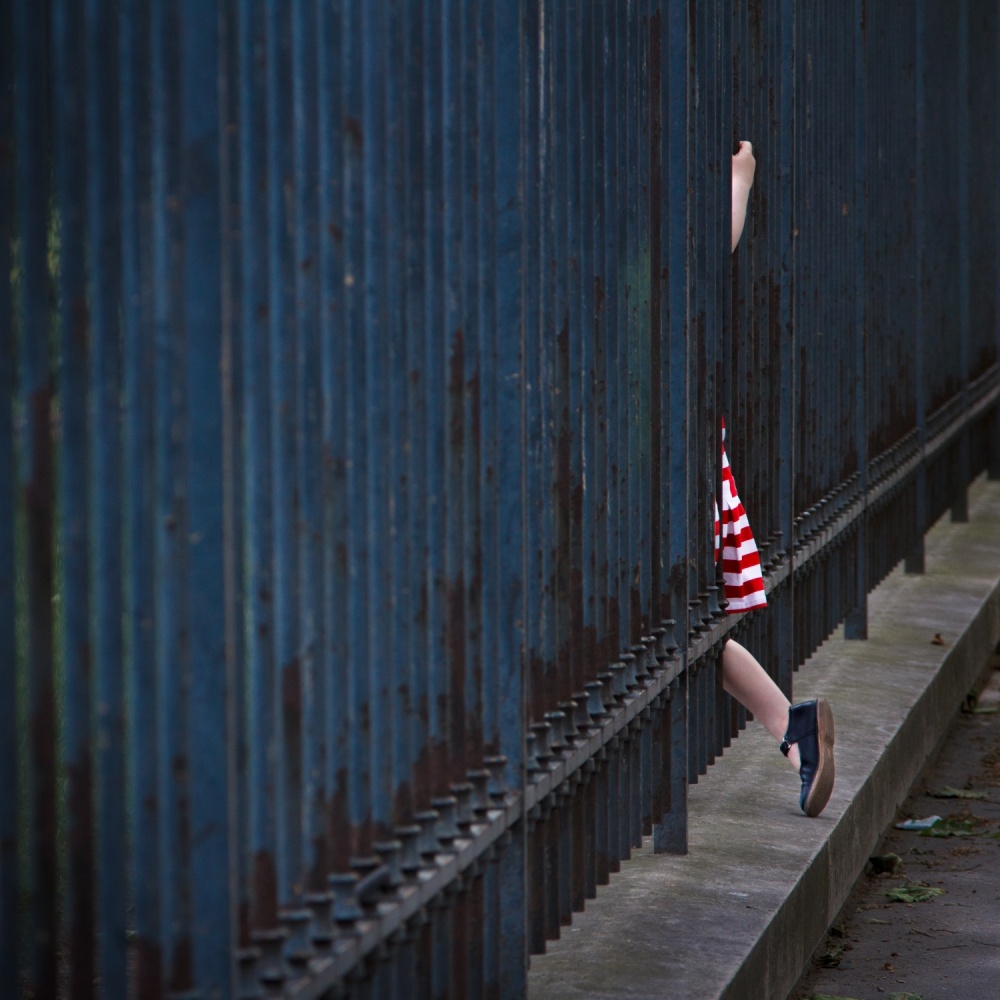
[120,3,161,991]
[55,3,97,995]
[845,0,869,640]
[86,0,128,993]
[0,0,16,987]
[952,0,971,526]
[4,2,1000,997]
[13,1,60,995]
[179,2,234,992]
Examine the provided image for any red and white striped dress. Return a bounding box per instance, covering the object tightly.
[713,420,767,613]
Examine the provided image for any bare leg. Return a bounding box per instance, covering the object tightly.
[721,638,800,771]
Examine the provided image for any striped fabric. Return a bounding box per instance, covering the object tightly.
[713,420,767,613]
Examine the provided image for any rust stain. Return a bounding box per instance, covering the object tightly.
[71,294,90,349]
[344,115,363,147]
[328,770,353,871]
[167,934,193,993]
[282,657,302,716]
[67,739,96,1000]
[252,850,279,928]
[132,936,163,1000]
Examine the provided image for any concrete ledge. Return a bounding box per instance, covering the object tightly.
[527,475,1000,1000]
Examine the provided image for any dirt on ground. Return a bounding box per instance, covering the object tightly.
[790,654,1000,1000]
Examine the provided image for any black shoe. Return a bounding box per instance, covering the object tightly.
[780,698,835,817]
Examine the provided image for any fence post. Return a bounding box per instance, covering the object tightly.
[951,0,971,525]
[907,0,928,573]
[495,2,528,994]
[0,0,17,987]
[845,0,869,641]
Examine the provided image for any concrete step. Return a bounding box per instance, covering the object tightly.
[528,474,1000,1000]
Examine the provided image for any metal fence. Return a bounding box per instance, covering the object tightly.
[3,1,999,998]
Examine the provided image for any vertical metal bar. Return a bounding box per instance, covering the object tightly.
[239,0,282,940]
[478,0,500,786]
[565,0,585,710]
[388,3,415,956]
[551,0,570,714]
[460,0,484,791]
[907,0,928,571]
[604,0,623,663]
[442,0,466,809]
[845,0,869,639]
[291,0,325,894]
[648,4,664,633]
[85,0,128,992]
[344,0,372,857]
[150,4,192,986]
[0,0,17,984]
[12,1,58,992]
[655,0,690,854]
[362,0,392,848]
[775,0,795,693]
[482,857,500,1000]
[951,0,970,524]
[177,5,234,989]
[217,0,246,974]
[606,737,620,871]
[579,0,599,696]
[121,1,162,988]
[494,0,527,990]
[266,0,301,898]
[520,0,540,728]
[54,1,96,993]
[594,750,610,882]
[627,0,648,643]
[318,0,350,881]
[688,0,709,785]
[637,0,653,637]
[527,3,559,719]
[592,0,611,682]
[422,0,449,807]
[400,0,428,832]
[653,675,687,854]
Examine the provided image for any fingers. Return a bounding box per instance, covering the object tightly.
[732,139,756,190]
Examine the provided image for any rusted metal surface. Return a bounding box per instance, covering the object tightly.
[3,1,999,998]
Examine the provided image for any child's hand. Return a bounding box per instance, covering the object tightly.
[731,141,756,252]
[732,141,756,189]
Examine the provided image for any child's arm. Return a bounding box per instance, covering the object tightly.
[731,141,756,253]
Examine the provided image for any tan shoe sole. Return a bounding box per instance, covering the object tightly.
[803,697,836,817]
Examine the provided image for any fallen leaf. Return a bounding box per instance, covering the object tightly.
[885,882,945,903]
[929,786,988,800]
[919,818,975,837]
[930,633,945,645]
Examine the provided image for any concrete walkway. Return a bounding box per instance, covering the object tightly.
[791,655,1000,999]
[527,475,1000,1000]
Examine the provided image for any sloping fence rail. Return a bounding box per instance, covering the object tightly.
[3,1,999,998]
